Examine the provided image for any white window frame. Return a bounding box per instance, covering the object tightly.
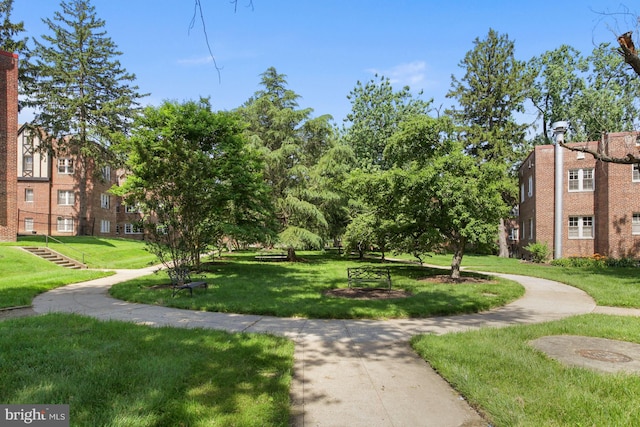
[508,228,519,241]
[100,220,111,233]
[568,216,594,239]
[527,176,533,198]
[529,218,534,239]
[25,188,34,202]
[520,183,525,203]
[57,158,74,174]
[101,193,110,209]
[124,223,143,234]
[568,168,594,192]
[24,218,34,232]
[56,217,74,233]
[633,164,640,182]
[57,190,75,206]
[102,165,111,181]
[125,204,139,213]
[633,213,640,235]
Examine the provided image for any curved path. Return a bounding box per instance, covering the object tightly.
[33,267,615,426]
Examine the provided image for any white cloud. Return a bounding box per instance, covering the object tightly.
[177,56,215,66]
[367,61,429,87]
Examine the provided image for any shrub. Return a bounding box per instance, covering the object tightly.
[523,242,551,263]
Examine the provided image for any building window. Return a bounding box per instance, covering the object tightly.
[23,155,33,176]
[633,213,640,235]
[58,158,74,174]
[528,176,533,198]
[124,223,143,234]
[633,164,640,182]
[568,216,593,239]
[56,217,74,233]
[508,228,519,241]
[102,165,111,181]
[568,168,594,191]
[529,218,534,239]
[25,188,34,202]
[125,204,139,213]
[520,183,525,203]
[100,220,111,233]
[521,222,526,241]
[101,193,110,209]
[24,218,34,232]
[57,190,75,206]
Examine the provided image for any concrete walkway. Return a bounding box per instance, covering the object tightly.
[33,267,608,426]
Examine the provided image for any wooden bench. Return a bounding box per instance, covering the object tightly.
[168,267,208,297]
[254,253,288,262]
[347,267,392,290]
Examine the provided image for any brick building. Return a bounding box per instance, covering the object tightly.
[16,125,144,239]
[519,131,640,259]
[0,50,18,242]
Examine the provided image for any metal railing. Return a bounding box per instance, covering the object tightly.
[44,234,87,265]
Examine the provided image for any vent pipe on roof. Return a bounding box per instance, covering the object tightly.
[552,121,568,260]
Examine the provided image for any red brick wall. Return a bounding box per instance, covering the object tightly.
[0,51,18,241]
[519,133,640,259]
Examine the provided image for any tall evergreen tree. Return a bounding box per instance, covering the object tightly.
[447,28,531,257]
[0,0,27,54]
[448,28,532,165]
[239,67,332,260]
[24,0,144,235]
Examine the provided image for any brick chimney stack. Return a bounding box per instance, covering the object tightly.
[0,51,18,241]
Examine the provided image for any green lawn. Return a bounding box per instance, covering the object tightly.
[397,253,640,308]
[0,313,293,427]
[110,251,525,319]
[412,314,640,426]
[0,246,113,308]
[6,235,159,269]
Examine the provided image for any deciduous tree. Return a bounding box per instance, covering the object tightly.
[115,99,274,269]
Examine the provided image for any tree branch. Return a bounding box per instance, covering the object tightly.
[559,141,640,164]
[617,31,640,77]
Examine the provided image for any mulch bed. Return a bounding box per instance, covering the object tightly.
[324,288,412,300]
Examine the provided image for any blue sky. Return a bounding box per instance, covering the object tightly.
[11,0,638,126]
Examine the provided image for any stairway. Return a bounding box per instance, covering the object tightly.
[22,247,87,269]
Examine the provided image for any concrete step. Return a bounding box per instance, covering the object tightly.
[22,247,87,269]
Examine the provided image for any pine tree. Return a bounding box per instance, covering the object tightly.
[0,0,27,54]
[24,0,144,235]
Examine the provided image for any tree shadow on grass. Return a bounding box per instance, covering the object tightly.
[0,313,293,426]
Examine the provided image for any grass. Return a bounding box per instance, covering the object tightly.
[110,251,525,319]
[411,314,640,426]
[4,235,159,269]
[395,252,640,308]
[0,313,294,427]
[0,246,113,308]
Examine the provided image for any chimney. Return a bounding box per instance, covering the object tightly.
[0,50,18,241]
[552,121,568,259]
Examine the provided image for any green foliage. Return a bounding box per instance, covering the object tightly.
[343,74,431,170]
[447,28,532,165]
[239,67,334,253]
[523,241,551,263]
[0,0,28,54]
[23,0,144,233]
[116,99,275,269]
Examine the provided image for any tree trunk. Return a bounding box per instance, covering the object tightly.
[287,247,297,262]
[450,239,465,280]
[498,217,509,258]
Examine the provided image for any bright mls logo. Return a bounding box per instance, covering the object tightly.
[1,405,69,426]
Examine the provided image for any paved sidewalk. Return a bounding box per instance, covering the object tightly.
[33,267,598,426]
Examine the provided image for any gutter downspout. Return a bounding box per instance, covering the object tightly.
[552,121,568,260]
